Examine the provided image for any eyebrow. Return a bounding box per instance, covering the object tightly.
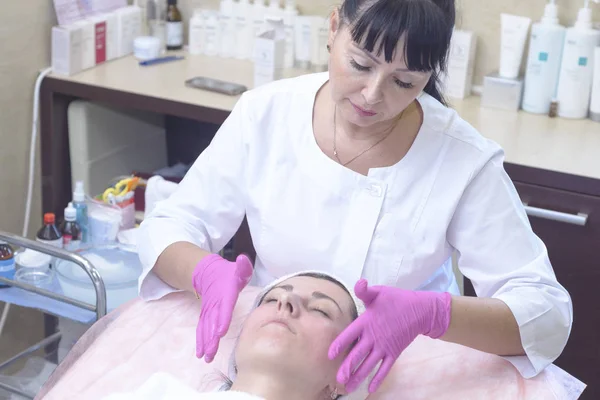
[271,284,343,313]
[352,44,411,72]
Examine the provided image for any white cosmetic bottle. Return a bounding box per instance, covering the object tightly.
[253,0,268,40]
[234,0,253,59]
[266,0,283,18]
[555,0,600,119]
[282,0,298,68]
[522,0,566,114]
[590,47,600,122]
[189,9,205,55]
[219,0,237,58]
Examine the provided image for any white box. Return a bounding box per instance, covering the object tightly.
[51,25,83,76]
[73,20,95,70]
[96,12,119,61]
[116,6,142,58]
[442,29,477,99]
[254,18,286,87]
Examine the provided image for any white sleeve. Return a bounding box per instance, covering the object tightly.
[136,93,251,301]
[447,147,573,379]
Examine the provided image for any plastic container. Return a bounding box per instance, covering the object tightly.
[133,36,161,60]
[15,250,54,288]
[88,201,122,246]
[55,248,142,310]
[0,240,15,288]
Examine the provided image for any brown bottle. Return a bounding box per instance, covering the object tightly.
[166,0,183,50]
[36,213,63,248]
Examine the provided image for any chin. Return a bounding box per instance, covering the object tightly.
[342,106,383,128]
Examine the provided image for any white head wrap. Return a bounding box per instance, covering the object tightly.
[226,270,368,399]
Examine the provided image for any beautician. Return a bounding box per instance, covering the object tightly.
[137,0,572,394]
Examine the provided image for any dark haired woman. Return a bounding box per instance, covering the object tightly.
[137,0,572,394]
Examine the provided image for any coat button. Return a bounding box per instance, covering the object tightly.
[367,183,383,197]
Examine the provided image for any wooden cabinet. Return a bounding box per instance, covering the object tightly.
[465,166,600,399]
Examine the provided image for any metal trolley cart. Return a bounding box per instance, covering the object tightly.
[0,231,106,399]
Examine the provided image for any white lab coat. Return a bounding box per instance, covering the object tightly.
[137,72,572,379]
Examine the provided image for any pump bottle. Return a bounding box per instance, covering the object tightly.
[219,0,237,58]
[555,0,600,119]
[522,0,566,114]
[283,0,298,68]
[253,0,267,40]
[235,0,253,59]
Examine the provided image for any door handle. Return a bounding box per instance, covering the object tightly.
[522,203,588,227]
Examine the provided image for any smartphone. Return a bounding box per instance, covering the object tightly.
[185,76,248,96]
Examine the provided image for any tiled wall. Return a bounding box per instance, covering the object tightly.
[179,0,587,85]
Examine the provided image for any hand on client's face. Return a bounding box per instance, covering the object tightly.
[233,276,358,400]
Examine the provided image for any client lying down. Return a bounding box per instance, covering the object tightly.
[103,271,364,400]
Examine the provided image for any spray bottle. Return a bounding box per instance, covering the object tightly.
[72,181,89,246]
[555,0,600,119]
[522,0,566,114]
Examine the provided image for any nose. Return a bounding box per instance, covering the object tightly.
[277,293,300,317]
[361,75,384,106]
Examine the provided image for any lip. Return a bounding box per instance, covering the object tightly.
[350,100,378,117]
[263,318,295,333]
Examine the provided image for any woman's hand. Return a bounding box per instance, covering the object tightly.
[328,279,452,393]
[193,254,253,362]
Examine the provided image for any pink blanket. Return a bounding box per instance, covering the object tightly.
[36,288,586,400]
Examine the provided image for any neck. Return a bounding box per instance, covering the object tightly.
[230,370,320,400]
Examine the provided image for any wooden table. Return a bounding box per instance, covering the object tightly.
[40,52,600,398]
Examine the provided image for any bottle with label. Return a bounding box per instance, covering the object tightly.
[62,203,82,252]
[166,0,184,50]
[555,0,600,119]
[204,11,221,56]
[189,9,206,55]
[522,0,566,114]
[37,213,63,249]
[219,0,237,58]
[147,0,167,54]
[282,0,298,68]
[72,181,89,246]
[0,241,15,288]
[235,0,253,59]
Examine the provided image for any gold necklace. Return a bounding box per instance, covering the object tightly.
[332,106,405,167]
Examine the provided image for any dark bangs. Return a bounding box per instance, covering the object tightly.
[341,0,455,73]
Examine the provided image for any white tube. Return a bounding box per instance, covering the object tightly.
[499,14,532,79]
[590,47,600,122]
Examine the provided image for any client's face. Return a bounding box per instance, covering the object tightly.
[235,276,356,392]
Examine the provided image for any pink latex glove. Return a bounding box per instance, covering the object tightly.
[328,279,452,393]
[193,253,253,362]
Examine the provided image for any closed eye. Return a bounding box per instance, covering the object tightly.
[312,308,330,318]
[395,78,414,89]
[350,59,370,72]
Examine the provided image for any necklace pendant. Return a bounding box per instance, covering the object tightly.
[333,150,338,156]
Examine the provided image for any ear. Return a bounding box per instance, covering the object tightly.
[328,7,341,50]
[327,383,349,399]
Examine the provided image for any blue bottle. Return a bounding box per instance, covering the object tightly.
[73,181,90,246]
